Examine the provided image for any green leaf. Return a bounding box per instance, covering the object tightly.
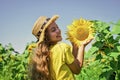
[93,41,104,49]
[117,55,120,70]
[95,53,102,60]
[111,20,120,34]
[109,52,120,59]
[117,46,120,51]
[101,22,110,31]
[100,69,114,80]
[110,60,117,69]
[87,46,99,54]
[115,35,120,41]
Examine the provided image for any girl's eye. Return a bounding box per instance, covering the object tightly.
[51,27,59,32]
[51,27,56,32]
[50,26,60,32]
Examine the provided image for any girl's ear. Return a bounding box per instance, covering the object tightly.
[45,29,50,42]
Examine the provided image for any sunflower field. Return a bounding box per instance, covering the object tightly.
[0,20,120,80]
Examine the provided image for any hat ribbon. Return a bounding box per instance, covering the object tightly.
[36,18,50,37]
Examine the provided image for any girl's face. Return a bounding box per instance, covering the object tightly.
[46,22,62,44]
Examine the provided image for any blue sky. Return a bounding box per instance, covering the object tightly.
[0,0,120,53]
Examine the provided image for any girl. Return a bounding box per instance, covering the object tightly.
[29,15,93,80]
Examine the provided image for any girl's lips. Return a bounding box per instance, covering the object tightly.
[56,33,62,38]
[56,34,61,37]
[56,35,61,38]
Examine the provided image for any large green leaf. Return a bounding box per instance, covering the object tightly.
[109,52,120,59]
[87,46,99,54]
[111,20,120,34]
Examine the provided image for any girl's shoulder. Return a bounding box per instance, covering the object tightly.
[50,42,71,50]
[57,42,71,48]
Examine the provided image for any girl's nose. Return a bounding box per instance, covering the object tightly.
[56,28,61,33]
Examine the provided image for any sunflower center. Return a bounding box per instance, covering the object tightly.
[75,28,89,41]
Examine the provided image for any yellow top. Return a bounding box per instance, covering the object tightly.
[50,42,75,80]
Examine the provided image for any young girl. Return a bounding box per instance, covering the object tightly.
[29,15,93,80]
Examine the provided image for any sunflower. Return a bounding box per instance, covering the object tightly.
[66,18,94,46]
[27,43,36,53]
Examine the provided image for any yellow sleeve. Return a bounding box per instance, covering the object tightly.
[64,45,74,64]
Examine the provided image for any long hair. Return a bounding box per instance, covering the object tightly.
[29,30,52,80]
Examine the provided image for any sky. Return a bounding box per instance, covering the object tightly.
[0,0,120,53]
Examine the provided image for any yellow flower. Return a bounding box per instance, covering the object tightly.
[67,18,94,46]
[27,43,36,53]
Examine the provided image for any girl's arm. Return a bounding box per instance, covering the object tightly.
[68,38,93,74]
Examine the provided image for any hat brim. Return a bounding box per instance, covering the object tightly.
[38,15,59,44]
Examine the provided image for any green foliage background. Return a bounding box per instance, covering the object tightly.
[0,20,120,80]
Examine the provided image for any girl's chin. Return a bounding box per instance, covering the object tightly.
[50,38,62,44]
[58,37,62,41]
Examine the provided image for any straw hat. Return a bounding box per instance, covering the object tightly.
[32,15,59,43]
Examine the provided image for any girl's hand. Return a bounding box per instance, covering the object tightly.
[81,38,93,47]
[71,37,93,47]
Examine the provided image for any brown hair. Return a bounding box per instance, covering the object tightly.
[29,30,52,80]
